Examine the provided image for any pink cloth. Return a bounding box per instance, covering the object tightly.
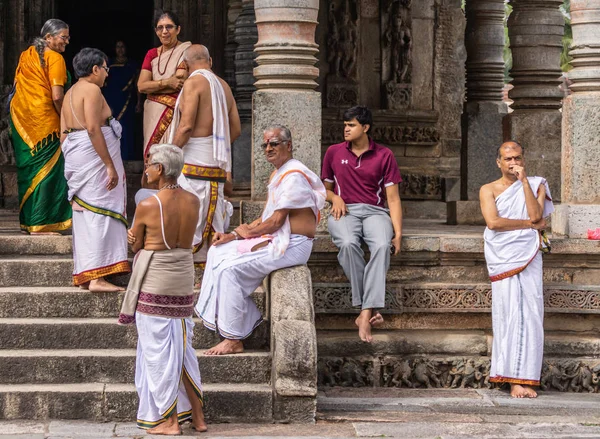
[237,236,272,254]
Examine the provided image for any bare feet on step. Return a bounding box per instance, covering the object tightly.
[510,384,538,398]
[204,339,244,355]
[355,311,373,343]
[147,420,181,435]
[88,278,124,293]
[369,312,384,327]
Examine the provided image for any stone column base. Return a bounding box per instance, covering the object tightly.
[252,90,322,200]
[552,204,600,238]
[447,200,485,225]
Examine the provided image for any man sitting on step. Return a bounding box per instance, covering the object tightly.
[321,106,403,343]
[195,125,326,355]
[480,141,554,398]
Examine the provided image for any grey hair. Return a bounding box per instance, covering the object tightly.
[265,125,292,142]
[148,144,184,179]
[33,19,69,68]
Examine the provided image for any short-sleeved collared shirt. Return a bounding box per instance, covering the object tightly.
[321,139,402,207]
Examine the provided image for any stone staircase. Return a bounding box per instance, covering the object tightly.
[0,231,274,422]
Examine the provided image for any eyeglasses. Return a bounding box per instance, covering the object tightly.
[145,162,160,169]
[58,35,70,41]
[260,140,287,150]
[101,66,109,73]
[156,24,176,32]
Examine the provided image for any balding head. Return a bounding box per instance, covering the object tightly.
[184,44,211,69]
[497,141,523,159]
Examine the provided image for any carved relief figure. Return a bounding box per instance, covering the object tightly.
[384,1,412,84]
[327,0,358,79]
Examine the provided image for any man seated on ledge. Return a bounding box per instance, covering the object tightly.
[195,125,326,355]
[321,106,403,343]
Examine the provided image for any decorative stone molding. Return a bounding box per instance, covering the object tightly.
[399,174,443,200]
[270,265,317,423]
[568,0,600,93]
[507,0,564,109]
[464,0,505,102]
[313,284,600,314]
[318,355,600,392]
[322,122,439,146]
[253,0,320,90]
[234,0,258,121]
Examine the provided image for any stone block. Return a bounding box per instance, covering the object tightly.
[240,200,330,233]
[272,396,316,423]
[233,122,252,184]
[252,90,322,200]
[411,18,435,111]
[463,101,508,200]
[552,203,600,238]
[270,265,314,322]
[447,200,486,225]
[504,109,562,202]
[272,320,317,397]
[403,201,446,220]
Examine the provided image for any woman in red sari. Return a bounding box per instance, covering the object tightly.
[138,11,191,159]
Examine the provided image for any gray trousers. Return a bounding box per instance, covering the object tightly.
[328,203,394,310]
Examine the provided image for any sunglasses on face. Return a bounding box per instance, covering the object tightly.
[156,24,176,32]
[261,140,287,150]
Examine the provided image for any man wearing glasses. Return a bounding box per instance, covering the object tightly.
[321,106,403,343]
[194,125,326,355]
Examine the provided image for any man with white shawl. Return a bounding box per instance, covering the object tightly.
[480,141,554,399]
[170,44,241,267]
[195,125,326,355]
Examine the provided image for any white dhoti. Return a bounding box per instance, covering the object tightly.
[135,314,203,429]
[62,120,129,285]
[195,234,313,339]
[484,176,554,386]
[177,136,229,265]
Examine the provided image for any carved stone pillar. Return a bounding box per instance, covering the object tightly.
[224,0,242,89]
[553,1,600,237]
[461,0,507,201]
[252,0,321,200]
[232,0,258,184]
[504,0,564,202]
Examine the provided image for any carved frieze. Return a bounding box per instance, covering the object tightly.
[326,0,359,81]
[326,80,359,108]
[318,356,600,392]
[321,123,440,146]
[313,284,600,314]
[399,174,442,200]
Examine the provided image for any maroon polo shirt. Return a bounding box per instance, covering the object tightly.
[321,139,402,208]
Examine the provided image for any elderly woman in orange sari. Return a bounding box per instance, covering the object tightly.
[138,11,191,160]
[9,19,72,234]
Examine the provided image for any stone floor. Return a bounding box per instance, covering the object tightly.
[3,389,600,438]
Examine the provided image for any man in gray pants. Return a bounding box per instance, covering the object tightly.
[321,106,403,342]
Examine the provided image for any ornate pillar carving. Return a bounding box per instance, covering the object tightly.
[553,1,600,237]
[461,0,507,201]
[504,0,564,201]
[231,0,258,184]
[252,0,321,200]
[224,0,242,89]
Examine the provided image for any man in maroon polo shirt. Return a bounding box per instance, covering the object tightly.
[321,106,403,342]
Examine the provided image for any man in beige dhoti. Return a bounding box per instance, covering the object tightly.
[480,141,554,399]
[170,44,241,267]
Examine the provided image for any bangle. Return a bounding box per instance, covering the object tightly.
[231,230,241,240]
[159,79,163,88]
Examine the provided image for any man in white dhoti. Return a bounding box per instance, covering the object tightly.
[61,48,129,292]
[195,125,326,355]
[170,44,241,267]
[119,144,206,434]
[480,141,554,399]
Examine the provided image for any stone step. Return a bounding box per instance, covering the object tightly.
[0,349,271,385]
[0,383,273,422]
[316,330,600,358]
[0,318,269,350]
[0,287,266,319]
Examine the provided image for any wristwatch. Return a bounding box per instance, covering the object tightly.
[230,230,241,240]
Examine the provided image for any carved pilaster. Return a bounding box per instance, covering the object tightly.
[554,0,600,237]
[504,0,563,202]
[252,0,321,200]
[234,0,258,122]
[253,0,319,90]
[464,0,505,102]
[224,0,242,89]
[508,0,564,109]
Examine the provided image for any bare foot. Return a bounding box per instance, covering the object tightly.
[204,339,244,355]
[522,385,538,398]
[369,312,384,327]
[147,422,181,435]
[192,423,208,432]
[510,384,528,398]
[88,278,124,293]
[78,282,90,290]
[355,314,373,343]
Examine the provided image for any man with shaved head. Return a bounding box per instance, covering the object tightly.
[480,141,554,399]
[169,44,241,266]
